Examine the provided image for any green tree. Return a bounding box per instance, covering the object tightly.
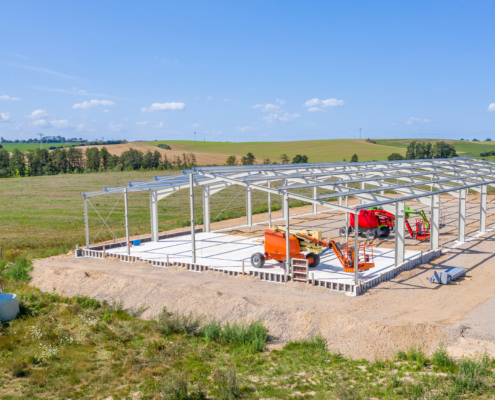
[292,154,309,163]
[415,142,426,159]
[120,148,144,170]
[152,151,162,169]
[68,147,84,171]
[0,147,10,177]
[280,154,290,164]
[225,155,237,165]
[51,148,69,173]
[405,141,417,159]
[99,147,111,168]
[432,141,457,158]
[263,158,271,164]
[85,147,101,171]
[350,154,359,162]
[107,154,120,169]
[142,151,153,170]
[241,152,255,165]
[387,153,404,161]
[9,148,25,177]
[189,153,197,167]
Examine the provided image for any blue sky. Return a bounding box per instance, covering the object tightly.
[1,1,494,142]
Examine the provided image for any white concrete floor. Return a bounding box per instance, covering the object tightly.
[107,232,420,285]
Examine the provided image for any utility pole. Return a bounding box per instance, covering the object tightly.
[359,128,361,140]
[39,133,43,149]
[194,131,196,142]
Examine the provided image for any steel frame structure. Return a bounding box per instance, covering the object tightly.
[82,157,495,285]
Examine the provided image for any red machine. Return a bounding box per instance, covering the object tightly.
[340,209,395,240]
[405,218,431,241]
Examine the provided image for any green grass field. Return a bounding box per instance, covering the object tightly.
[141,138,495,163]
[1,142,80,152]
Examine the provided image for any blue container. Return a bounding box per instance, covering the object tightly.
[133,240,141,246]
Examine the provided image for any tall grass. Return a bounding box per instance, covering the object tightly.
[201,319,267,352]
[1,256,33,282]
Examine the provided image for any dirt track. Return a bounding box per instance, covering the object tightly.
[30,197,495,360]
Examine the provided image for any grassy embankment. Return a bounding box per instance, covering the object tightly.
[1,259,494,399]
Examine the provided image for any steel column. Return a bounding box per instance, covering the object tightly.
[360,182,365,204]
[354,210,359,285]
[394,201,405,266]
[480,185,487,233]
[345,194,349,242]
[203,186,210,233]
[124,188,130,255]
[150,190,159,241]
[458,188,466,242]
[284,192,290,274]
[190,173,196,263]
[282,179,287,218]
[83,195,89,249]
[312,186,317,214]
[268,191,272,229]
[430,194,440,251]
[246,186,252,226]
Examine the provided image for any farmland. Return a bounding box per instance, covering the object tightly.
[1,142,80,152]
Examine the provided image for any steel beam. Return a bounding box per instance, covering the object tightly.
[480,185,487,233]
[284,192,290,274]
[203,186,210,233]
[124,188,130,256]
[190,173,196,263]
[84,195,89,249]
[430,194,440,251]
[354,210,359,285]
[394,202,405,266]
[150,190,159,241]
[458,188,467,242]
[246,186,252,226]
[312,186,317,213]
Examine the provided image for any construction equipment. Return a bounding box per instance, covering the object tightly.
[340,208,395,240]
[404,207,433,241]
[251,227,375,273]
[250,229,320,269]
[428,267,466,284]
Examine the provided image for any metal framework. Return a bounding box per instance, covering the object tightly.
[82,157,495,285]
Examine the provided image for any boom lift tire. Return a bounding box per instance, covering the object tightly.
[379,226,390,237]
[251,252,265,268]
[305,252,320,268]
[366,230,376,240]
[339,227,349,237]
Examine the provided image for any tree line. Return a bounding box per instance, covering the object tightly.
[387,141,457,161]
[0,145,197,178]
[224,153,309,165]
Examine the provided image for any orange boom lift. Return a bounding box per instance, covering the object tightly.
[250,228,375,273]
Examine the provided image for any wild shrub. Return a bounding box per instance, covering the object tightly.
[202,319,267,352]
[161,371,208,400]
[283,334,326,353]
[72,296,102,310]
[451,354,490,394]
[334,383,361,400]
[432,343,456,370]
[158,307,202,335]
[214,366,240,400]
[2,256,33,282]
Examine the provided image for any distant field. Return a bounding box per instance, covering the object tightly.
[1,142,79,152]
[140,139,407,163]
[376,139,495,158]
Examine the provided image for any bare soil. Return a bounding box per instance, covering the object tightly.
[30,195,495,360]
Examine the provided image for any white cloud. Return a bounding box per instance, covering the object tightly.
[206,96,213,101]
[141,102,185,112]
[50,119,70,128]
[223,98,231,102]
[27,109,49,119]
[33,119,50,127]
[156,122,165,128]
[304,98,345,108]
[276,98,285,105]
[103,109,110,113]
[0,94,20,101]
[0,112,12,122]
[236,126,259,132]
[136,121,149,126]
[405,117,431,125]
[76,123,85,131]
[307,107,326,113]
[73,99,115,109]
[252,103,281,112]
[263,113,300,123]
[190,123,201,128]
[488,103,495,112]
[109,122,123,131]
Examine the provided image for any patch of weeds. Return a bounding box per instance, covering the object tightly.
[2,256,33,282]
[334,383,362,400]
[201,319,267,352]
[127,303,147,318]
[161,371,209,400]
[431,342,456,372]
[283,334,326,353]
[213,365,240,400]
[158,307,202,335]
[72,296,102,310]
[451,353,490,394]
